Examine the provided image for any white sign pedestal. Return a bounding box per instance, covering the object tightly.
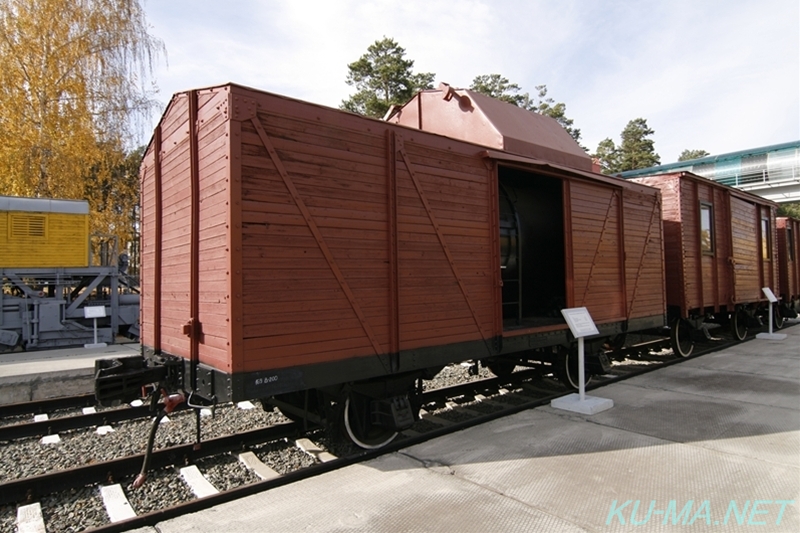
[550,391,615,415]
[755,288,787,341]
[550,307,614,415]
[84,306,108,348]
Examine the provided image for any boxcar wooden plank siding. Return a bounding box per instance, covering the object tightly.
[777,218,800,303]
[623,183,665,319]
[632,172,778,318]
[141,84,665,386]
[240,101,393,367]
[568,180,625,322]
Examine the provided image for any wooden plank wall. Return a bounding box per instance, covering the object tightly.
[634,175,685,313]
[153,94,191,360]
[569,180,624,322]
[195,89,236,371]
[686,180,733,313]
[711,185,734,307]
[238,105,389,369]
[395,139,494,350]
[140,141,157,351]
[678,179,703,311]
[621,188,665,319]
[777,217,799,300]
[140,95,190,358]
[729,196,761,304]
[762,205,780,297]
[140,89,232,370]
[633,174,781,316]
[235,88,495,372]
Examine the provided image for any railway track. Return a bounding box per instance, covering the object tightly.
[0,331,756,532]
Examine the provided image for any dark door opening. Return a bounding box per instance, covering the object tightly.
[498,166,566,329]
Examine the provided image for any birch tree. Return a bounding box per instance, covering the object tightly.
[0,0,163,248]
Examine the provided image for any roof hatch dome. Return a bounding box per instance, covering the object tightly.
[386,83,592,171]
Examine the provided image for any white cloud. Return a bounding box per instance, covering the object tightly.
[144,0,799,162]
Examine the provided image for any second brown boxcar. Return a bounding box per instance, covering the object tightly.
[777,216,800,316]
[97,83,665,448]
[631,172,781,356]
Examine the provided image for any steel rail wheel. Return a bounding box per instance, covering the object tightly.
[343,394,398,450]
[555,347,592,391]
[773,303,785,330]
[731,309,748,341]
[669,318,694,357]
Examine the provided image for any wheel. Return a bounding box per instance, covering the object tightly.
[485,358,516,378]
[773,303,785,330]
[669,318,694,357]
[554,348,592,391]
[731,309,748,341]
[343,394,398,449]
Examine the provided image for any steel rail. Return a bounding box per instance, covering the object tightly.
[0,393,96,418]
[0,402,190,441]
[0,421,302,506]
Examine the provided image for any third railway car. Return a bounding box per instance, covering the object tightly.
[777,216,800,317]
[96,83,666,448]
[630,172,782,356]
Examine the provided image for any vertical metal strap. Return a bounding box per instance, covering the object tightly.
[397,141,490,343]
[153,125,163,354]
[711,189,719,311]
[250,117,383,356]
[486,159,503,339]
[581,191,617,303]
[387,131,400,363]
[726,192,737,304]
[188,90,201,390]
[562,179,575,307]
[693,181,704,311]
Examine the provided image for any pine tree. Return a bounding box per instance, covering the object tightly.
[341,37,434,118]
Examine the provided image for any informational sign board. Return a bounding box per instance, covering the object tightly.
[561,307,599,338]
[84,306,106,319]
[762,287,778,303]
[83,305,108,348]
[551,306,613,415]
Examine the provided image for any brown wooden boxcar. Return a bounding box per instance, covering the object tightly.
[631,172,781,356]
[132,83,664,446]
[777,216,800,316]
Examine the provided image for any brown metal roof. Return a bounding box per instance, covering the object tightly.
[387,83,592,171]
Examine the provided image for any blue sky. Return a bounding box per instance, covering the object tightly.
[144,0,799,163]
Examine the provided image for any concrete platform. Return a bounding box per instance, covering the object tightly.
[0,342,139,404]
[144,322,800,533]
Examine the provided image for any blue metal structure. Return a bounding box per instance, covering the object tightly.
[618,141,800,204]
